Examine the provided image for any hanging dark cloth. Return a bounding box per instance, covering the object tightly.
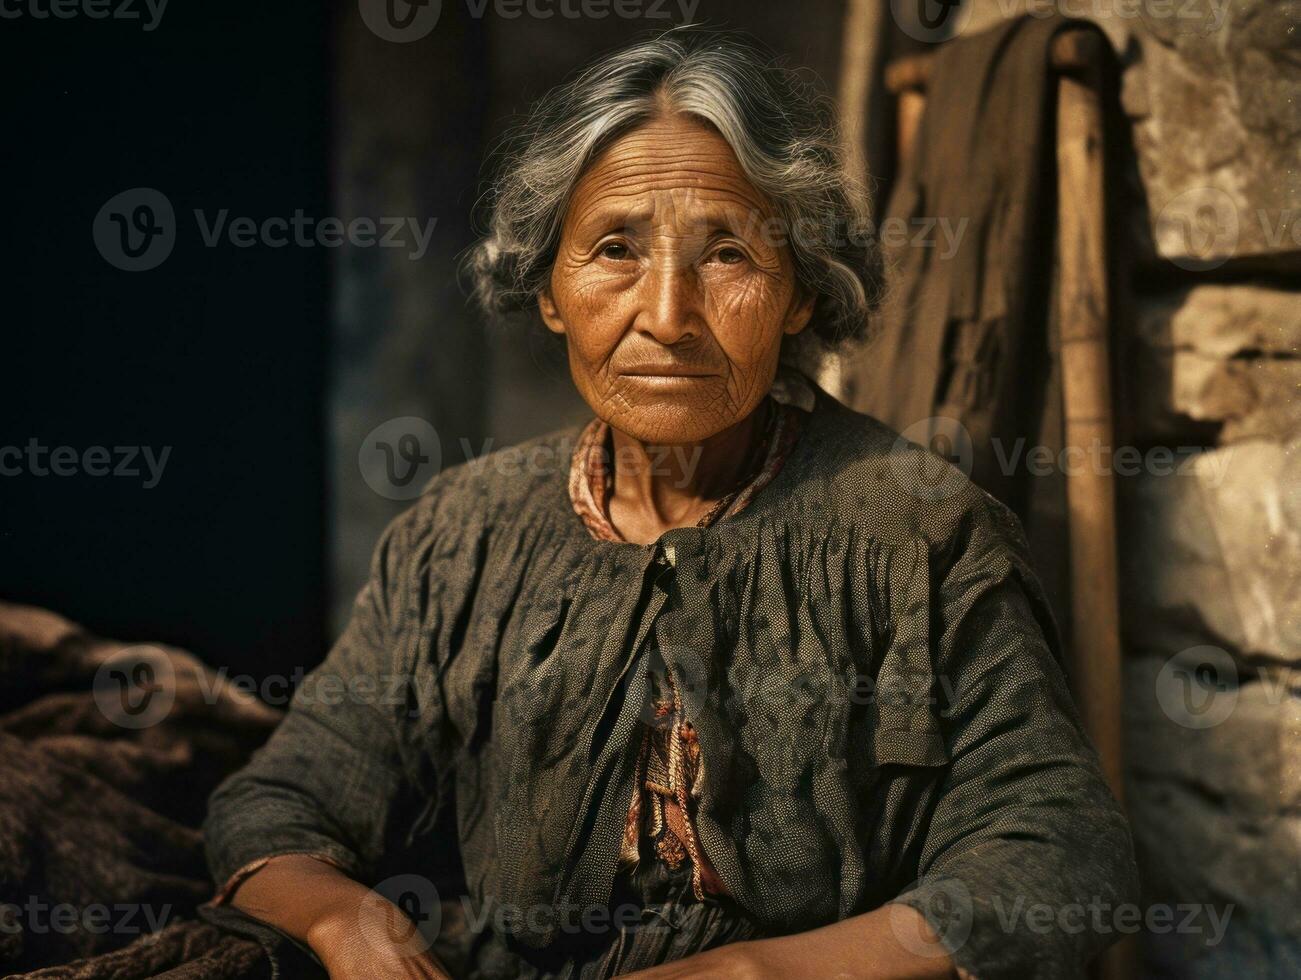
[845,14,1105,520]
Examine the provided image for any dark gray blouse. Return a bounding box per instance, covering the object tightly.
[204,383,1138,979]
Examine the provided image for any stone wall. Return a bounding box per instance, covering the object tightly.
[953,2,1299,975]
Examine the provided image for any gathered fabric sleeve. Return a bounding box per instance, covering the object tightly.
[891,499,1140,979]
[203,506,424,902]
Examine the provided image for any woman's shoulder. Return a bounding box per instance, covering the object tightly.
[781,386,1059,649]
[781,384,1028,560]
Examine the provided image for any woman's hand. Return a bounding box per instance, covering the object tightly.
[618,904,956,980]
[309,894,452,980]
[616,940,768,979]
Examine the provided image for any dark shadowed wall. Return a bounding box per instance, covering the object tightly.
[1,3,331,680]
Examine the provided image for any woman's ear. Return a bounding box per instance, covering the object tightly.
[783,289,816,336]
[538,287,566,336]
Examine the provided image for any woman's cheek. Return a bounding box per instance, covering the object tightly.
[559,269,634,348]
[704,273,789,364]
[558,287,639,406]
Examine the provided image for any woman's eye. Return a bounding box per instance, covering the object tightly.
[711,246,746,265]
[598,241,631,260]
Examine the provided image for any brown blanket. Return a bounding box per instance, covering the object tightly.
[0,602,281,978]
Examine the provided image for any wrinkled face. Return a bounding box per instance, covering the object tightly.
[539,113,813,444]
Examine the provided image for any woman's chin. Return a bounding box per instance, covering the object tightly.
[606,400,735,447]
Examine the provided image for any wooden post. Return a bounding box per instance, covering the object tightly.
[837,0,885,190]
[885,33,1134,976]
[883,56,933,174]
[825,0,892,403]
[1055,35,1137,980]
[1054,33,1125,807]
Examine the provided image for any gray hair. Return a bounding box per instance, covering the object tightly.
[464,27,883,354]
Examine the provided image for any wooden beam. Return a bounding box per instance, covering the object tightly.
[1055,58,1125,807]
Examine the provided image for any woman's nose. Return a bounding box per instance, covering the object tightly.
[633,255,701,345]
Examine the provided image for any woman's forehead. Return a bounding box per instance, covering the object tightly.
[565,188,770,235]
[581,116,745,187]
[566,117,772,232]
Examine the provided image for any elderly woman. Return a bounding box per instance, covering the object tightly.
[204,28,1138,980]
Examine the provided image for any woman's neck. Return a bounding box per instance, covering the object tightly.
[605,399,771,545]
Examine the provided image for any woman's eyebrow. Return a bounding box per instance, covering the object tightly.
[700,206,773,241]
[570,202,653,235]
[569,198,774,244]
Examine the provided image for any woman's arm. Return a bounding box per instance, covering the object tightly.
[204,502,451,978]
[228,854,451,979]
[882,502,1139,978]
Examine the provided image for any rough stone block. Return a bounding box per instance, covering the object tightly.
[1126,285,1301,442]
[1120,439,1301,667]
[1124,653,1301,978]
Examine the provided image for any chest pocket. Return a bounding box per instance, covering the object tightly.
[872,702,950,768]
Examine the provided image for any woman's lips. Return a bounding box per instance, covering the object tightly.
[620,369,717,378]
[620,373,719,388]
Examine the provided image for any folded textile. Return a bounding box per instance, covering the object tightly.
[0,602,284,978]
